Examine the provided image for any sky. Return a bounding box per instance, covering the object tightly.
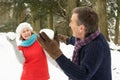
[0,31,120,80]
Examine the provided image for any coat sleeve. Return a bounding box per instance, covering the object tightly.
[66,36,75,45]
[8,40,25,64]
[16,46,25,64]
[56,41,106,80]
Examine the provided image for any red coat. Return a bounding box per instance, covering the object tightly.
[18,40,49,80]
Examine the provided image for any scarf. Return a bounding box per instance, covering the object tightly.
[72,30,100,64]
[20,34,37,47]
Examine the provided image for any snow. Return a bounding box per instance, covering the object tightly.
[0,33,22,80]
[0,32,120,80]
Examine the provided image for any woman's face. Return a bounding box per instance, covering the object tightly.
[21,27,32,40]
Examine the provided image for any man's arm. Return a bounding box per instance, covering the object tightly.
[58,34,75,45]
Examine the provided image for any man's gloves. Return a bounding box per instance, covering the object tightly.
[38,32,62,59]
[58,34,68,44]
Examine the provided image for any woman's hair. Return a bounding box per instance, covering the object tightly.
[19,31,35,40]
[72,6,99,34]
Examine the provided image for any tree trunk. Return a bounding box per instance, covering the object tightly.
[47,9,53,30]
[33,19,40,33]
[114,14,120,44]
[114,0,120,44]
[67,0,77,36]
[94,0,110,41]
[18,9,26,23]
[31,11,41,33]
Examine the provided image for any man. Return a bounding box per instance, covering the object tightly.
[39,6,112,80]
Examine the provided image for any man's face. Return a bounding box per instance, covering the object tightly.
[69,13,86,39]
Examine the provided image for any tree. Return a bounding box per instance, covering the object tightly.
[114,0,120,44]
[26,0,68,33]
[0,0,15,32]
[66,0,77,36]
[94,0,110,41]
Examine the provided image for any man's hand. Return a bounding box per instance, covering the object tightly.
[58,34,68,44]
[38,32,62,59]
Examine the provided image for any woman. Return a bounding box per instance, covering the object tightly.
[16,22,49,80]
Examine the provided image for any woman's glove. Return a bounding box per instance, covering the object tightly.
[38,32,62,59]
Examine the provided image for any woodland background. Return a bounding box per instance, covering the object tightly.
[0,0,120,44]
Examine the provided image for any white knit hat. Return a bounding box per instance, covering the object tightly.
[16,22,33,35]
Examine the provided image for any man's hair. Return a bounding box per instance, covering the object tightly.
[72,6,99,34]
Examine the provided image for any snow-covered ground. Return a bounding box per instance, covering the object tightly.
[0,32,120,80]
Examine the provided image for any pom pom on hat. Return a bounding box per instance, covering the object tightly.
[16,22,33,35]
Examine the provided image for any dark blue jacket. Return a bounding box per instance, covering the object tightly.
[56,33,112,80]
